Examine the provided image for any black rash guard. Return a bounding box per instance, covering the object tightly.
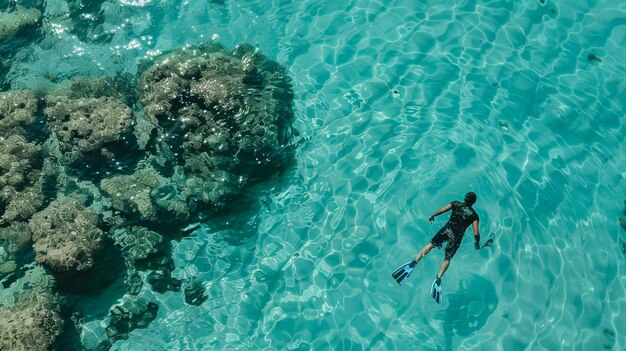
[445,200,479,236]
[430,201,479,260]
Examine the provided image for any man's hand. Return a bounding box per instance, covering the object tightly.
[428,215,435,222]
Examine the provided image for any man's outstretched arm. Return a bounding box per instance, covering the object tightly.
[428,204,452,222]
[473,219,480,249]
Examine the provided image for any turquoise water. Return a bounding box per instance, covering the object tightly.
[2,0,626,350]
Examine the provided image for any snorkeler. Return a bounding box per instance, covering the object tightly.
[392,192,481,304]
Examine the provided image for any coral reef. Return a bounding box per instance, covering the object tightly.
[0,41,296,350]
[146,268,181,294]
[100,162,189,222]
[0,265,62,351]
[0,292,63,351]
[0,7,41,42]
[29,198,104,272]
[138,43,296,207]
[44,95,135,165]
[0,90,45,223]
[0,89,39,137]
[0,134,44,224]
[111,226,163,263]
[105,296,158,342]
[0,221,31,262]
[49,74,136,106]
[0,264,56,304]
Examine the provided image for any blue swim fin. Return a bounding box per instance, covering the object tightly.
[392,261,416,285]
[430,276,442,303]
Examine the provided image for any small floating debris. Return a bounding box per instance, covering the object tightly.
[392,89,400,98]
[587,53,602,62]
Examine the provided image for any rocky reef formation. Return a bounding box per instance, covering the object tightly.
[137,43,296,208]
[0,291,63,351]
[29,198,104,272]
[0,41,296,350]
[0,135,44,223]
[105,295,159,342]
[0,265,63,351]
[101,162,189,222]
[0,221,31,273]
[111,226,163,264]
[0,90,45,224]
[0,89,39,136]
[44,95,135,166]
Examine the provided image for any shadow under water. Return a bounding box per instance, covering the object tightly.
[438,274,498,351]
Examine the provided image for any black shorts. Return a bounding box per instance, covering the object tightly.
[430,227,463,261]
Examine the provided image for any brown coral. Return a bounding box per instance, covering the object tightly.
[138,43,295,207]
[28,198,104,272]
[0,89,39,137]
[0,221,32,258]
[44,96,133,164]
[0,134,44,224]
[100,162,189,222]
[0,292,63,351]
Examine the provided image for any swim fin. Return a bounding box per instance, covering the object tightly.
[431,276,442,303]
[392,261,416,285]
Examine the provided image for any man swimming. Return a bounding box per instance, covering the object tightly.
[392,192,481,304]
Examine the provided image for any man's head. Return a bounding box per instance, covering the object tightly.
[464,192,477,206]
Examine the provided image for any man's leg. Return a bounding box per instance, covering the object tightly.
[438,240,459,278]
[436,259,450,278]
[413,242,434,263]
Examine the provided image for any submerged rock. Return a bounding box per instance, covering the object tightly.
[0,89,39,137]
[0,291,63,351]
[0,265,62,351]
[44,95,135,166]
[105,296,158,342]
[111,226,163,263]
[0,90,45,224]
[29,198,104,272]
[183,280,207,306]
[138,42,296,208]
[100,162,189,222]
[146,269,181,294]
[0,221,32,261]
[0,134,45,224]
[50,74,136,106]
[125,271,143,295]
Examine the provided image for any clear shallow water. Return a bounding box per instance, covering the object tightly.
[3,0,626,350]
